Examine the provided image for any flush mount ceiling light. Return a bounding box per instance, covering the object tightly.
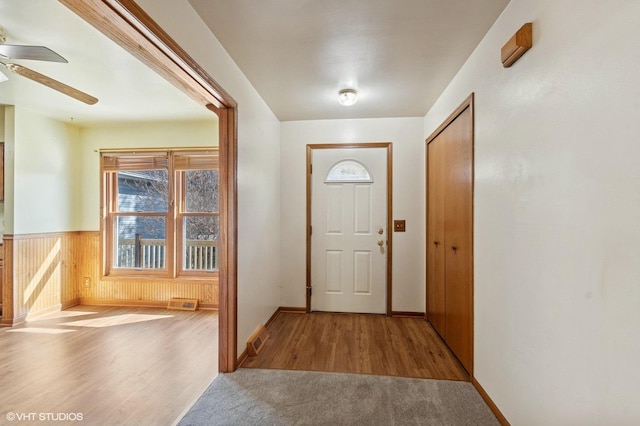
[338,88,358,106]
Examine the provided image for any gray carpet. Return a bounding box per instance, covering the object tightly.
[178,368,499,426]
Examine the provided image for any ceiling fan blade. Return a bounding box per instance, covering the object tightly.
[5,63,98,105]
[0,44,68,63]
[0,68,7,82]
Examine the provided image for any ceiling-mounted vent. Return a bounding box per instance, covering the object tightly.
[167,298,199,311]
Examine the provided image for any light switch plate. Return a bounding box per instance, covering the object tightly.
[394,220,406,232]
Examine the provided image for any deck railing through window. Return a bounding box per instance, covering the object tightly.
[117,237,217,270]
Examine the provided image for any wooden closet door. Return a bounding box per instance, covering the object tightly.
[427,137,446,337]
[443,105,473,373]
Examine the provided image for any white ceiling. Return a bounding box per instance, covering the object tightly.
[188,0,510,121]
[0,0,510,125]
[0,0,212,125]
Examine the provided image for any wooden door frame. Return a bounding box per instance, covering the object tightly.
[306,143,393,315]
[60,0,238,373]
[425,93,474,376]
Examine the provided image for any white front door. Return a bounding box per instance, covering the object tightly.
[311,147,388,314]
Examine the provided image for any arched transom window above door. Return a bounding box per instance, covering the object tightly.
[325,159,373,183]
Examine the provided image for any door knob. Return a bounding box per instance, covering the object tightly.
[377,239,384,246]
[434,241,440,247]
[451,245,457,252]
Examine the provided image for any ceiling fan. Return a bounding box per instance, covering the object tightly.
[0,29,98,105]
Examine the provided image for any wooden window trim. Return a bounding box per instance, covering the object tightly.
[101,149,219,280]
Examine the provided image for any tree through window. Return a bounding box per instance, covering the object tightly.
[101,149,219,278]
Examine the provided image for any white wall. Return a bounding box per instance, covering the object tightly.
[10,106,80,234]
[77,120,217,231]
[2,106,13,235]
[0,105,4,140]
[0,105,5,234]
[136,0,282,355]
[280,118,425,312]
[424,0,640,423]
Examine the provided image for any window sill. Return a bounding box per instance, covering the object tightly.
[101,274,219,284]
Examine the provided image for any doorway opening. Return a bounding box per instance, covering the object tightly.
[62,0,238,372]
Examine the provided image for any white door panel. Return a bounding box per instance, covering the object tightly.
[311,148,387,314]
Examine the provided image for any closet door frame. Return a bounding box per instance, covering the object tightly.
[425,93,474,376]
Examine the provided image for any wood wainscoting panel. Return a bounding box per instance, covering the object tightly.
[81,279,217,308]
[3,233,80,323]
[1,231,217,326]
[77,232,218,308]
[0,242,4,311]
[75,231,101,301]
[1,238,15,326]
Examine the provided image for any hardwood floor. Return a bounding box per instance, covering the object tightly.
[242,312,469,381]
[0,306,218,425]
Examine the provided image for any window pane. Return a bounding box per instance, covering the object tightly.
[117,170,168,212]
[114,216,166,269]
[183,216,218,271]
[325,160,372,183]
[185,169,219,212]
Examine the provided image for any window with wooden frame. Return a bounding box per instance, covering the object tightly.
[101,149,219,278]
